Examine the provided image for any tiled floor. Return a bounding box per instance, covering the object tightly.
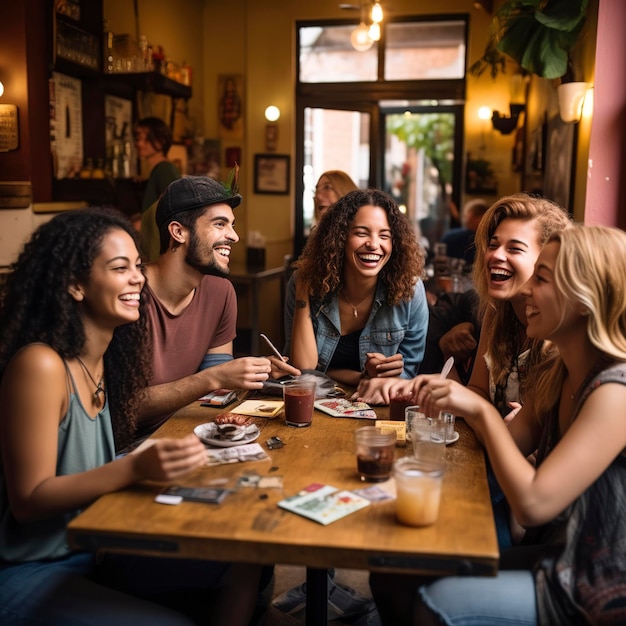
[261,566,373,625]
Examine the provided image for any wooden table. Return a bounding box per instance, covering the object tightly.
[68,399,498,625]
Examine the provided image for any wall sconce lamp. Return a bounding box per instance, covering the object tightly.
[264,105,280,151]
[557,82,588,123]
[491,71,528,135]
[0,80,4,98]
[491,104,525,135]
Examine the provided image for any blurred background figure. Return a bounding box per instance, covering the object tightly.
[440,198,489,267]
[313,170,358,224]
[134,117,181,261]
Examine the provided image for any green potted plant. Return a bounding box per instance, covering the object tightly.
[470,0,589,81]
[470,0,590,123]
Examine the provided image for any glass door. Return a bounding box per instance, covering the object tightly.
[295,102,463,258]
[295,102,377,255]
[382,105,463,253]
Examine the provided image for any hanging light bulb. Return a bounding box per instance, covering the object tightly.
[368,21,381,42]
[371,1,383,24]
[351,22,373,52]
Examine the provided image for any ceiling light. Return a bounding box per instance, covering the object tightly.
[351,22,373,52]
[368,22,381,42]
[371,2,383,23]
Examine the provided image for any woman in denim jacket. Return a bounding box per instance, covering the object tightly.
[284,189,428,387]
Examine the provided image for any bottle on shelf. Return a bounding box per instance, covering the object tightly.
[180,61,192,86]
[92,158,105,179]
[104,29,115,74]
[79,158,93,179]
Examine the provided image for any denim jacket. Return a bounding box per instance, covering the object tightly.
[284,274,428,379]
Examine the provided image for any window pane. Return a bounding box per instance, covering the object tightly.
[303,107,370,234]
[385,21,466,81]
[299,25,377,83]
[384,111,456,248]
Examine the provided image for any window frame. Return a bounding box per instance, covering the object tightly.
[294,13,469,256]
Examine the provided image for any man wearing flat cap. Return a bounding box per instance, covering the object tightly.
[134,175,299,442]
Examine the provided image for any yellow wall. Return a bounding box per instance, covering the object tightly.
[104,0,601,227]
[104,0,598,240]
[104,0,520,259]
[102,0,597,343]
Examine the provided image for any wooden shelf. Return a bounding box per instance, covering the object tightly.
[52,178,144,215]
[104,72,192,99]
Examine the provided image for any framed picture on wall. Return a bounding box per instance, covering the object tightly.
[465,154,497,195]
[543,115,577,212]
[218,74,244,140]
[254,154,290,195]
[522,117,547,195]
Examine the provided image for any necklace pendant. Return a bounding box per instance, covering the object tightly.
[353,308,358,318]
[94,383,104,403]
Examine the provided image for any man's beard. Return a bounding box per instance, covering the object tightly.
[185,229,230,277]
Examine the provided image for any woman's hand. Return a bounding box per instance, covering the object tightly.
[504,401,522,424]
[353,377,400,404]
[131,435,207,482]
[409,376,492,422]
[268,356,301,379]
[364,352,404,378]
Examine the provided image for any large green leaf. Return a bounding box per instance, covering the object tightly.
[386,113,455,184]
[535,0,588,32]
[497,15,571,78]
[473,0,588,79]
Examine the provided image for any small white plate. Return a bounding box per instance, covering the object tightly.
[194,423,260,447]
[446,431,460,445]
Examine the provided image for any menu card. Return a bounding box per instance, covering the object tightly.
[314,399,376,419]
[205,443,270,466]
[231,400,284,417]
[278,483,370,525]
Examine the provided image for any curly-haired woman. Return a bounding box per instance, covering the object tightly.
[0,208,260,625]
[284,188,428,387]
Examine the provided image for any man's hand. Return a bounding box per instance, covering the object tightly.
[438,322,476,362]
[205,357,273,390]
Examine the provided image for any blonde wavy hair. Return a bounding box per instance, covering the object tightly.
[472,193,572,390]
[530,226,626,417]
[314,171,358,221]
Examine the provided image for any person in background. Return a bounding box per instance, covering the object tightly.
[0,208,261,626]
[285,188,428,387]
[373,225,626,626]
[137,174,298,444]
[440,198,489,267]
[313,170,358,224]
[419,288,481,385]
[134,117,181,262]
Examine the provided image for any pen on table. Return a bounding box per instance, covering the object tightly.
[260,333,287,362]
